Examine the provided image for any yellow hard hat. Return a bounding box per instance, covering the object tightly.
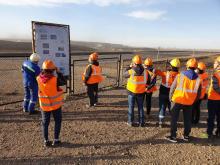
[170,58,180,68]
[215,56,220,63]
[132,55,142,64]
[186,58,198,68]
[144,58,153,66]
[198,62,206,71]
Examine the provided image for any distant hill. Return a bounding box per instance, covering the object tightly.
[0,40,156,52]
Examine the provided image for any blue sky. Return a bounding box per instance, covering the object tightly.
[0,0,220,49]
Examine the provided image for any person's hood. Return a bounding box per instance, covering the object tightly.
[38,73,53,83]
[133,64,144,75]
[182,69,198,80]
[90,60,99,66]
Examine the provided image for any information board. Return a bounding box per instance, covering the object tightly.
[32,21,70,76]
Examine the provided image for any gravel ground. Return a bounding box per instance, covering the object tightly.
[0,88,219,165]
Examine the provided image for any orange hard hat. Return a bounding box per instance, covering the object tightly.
[42,60,56,70]
[144,58,153,66]
[198,62,206,71]
[89,52,99,61]
[132,55,142,64]
[186,58,198,68]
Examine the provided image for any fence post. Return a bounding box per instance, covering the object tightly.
[157,47,160,60]
[72,60,75,94]
[117,54,122,87]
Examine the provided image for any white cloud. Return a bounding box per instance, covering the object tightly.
[0,0,142,7]
[125,10,167,21]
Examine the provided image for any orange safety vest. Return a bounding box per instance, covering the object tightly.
[82,64,103,84]
[199,72,209,99]
[172,73,201,105]
[208,71,220,100]
[161,71,179,88]
[127,69,148,94]
[146,69,157,93]
[37,76,63,111]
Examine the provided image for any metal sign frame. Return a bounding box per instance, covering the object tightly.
[31,21,72,93]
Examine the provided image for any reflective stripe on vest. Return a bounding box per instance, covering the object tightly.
[23,63,35,73]
[128,70,147,85]
[175,73,200,93]
[161,71,170,88]
[40,100,63,107]
[38,92,63,99]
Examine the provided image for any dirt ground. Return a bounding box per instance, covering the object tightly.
[0,87,220,165]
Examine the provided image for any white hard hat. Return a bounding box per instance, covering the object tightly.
[30,53,40,62]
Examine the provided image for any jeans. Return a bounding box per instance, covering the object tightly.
[87,83,98,106]
[145,92,152,115]
[41,108,62,141]
[128,93,145,124]
[170,103,192,137]
[192,99,202,124]
[23,85,38,112]
[159,95,171,123]
[207,100,220,136]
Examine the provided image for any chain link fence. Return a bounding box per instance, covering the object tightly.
[0,51,219,106]
[0,56,28,105]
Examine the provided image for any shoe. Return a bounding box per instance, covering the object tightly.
[158,122,163,128]
[215,130,220,137]
[52,140,61,146]
[23,109,28,113]
[86,104,94,108]
[182,136,190,142]
[29,111,39,115]
[127,122,134,127]
[44,140,52,147]
[140,123,146,127]
[165,136,177,143]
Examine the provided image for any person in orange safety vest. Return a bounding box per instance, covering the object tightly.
[143,58,157,119]
[37,60,65,147]
[207,56,220,138]
[124,55,150,127]
[82,52,103,108]
[191,62,209,125]
[166,58,201,143]
[155,58,180,127]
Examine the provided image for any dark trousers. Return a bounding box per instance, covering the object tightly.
[192,99,202,124]
[41,108,62,141]
[170,103,192,137]
[145,92,153,115]
[23,85,38,112]
[128,93,145,124]
[207,100,220,136]
[159,95,171,122]
[87,83,98,106]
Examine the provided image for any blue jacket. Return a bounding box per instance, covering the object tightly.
[22,60,41,87]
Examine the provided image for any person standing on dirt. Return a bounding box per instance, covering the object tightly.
[37,60,64,147]
[82,52,103,108]
[155,58,180,128]
[167,58,201,143]
[192,62,209,125]
[22,53,41,115]
[125,55,150,127]
[143,58,157,119]
[206,56,220,138]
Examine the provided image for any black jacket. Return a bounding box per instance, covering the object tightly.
[84,61,99,83]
